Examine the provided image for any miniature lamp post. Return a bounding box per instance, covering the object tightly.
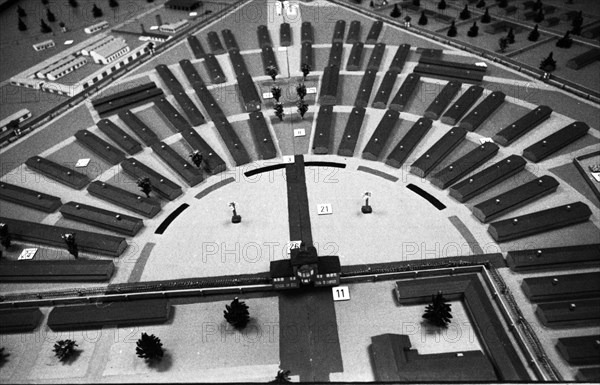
[229,202,241,223]
[362,192,373,214]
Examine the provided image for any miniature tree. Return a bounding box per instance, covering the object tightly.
[446,20,457,37]
[369,0,373,7]
[297,100,308,119]
[40,19,52,33]
[481,7,491,23]
[301,63,311,80]
[572,11,583,28]
[137,177,152,198]
[92,4,103,18]
[271,85,282,102]
[534,8,544,23]
[46,8,56,22]
[412,0,420,7]
[499,37,508,53]
[271,370,292,383]
[506,27,515,44]
[467,21,479,37]
[69,0,79,7]
[571,11,583,35]
[390,4,401,18]
[556,30,573,48]
[459,5,471,20]
[18,18,27,31]
[17,5,27,17]
[224,297,250,329]
[528,24,540,41]
[533,0,543,11]
[404,15,412,27]
[109,0,119,7]
[539,51,556,72]
[0,223,10,250]
[0,347,9,368]
[53,340,78,362]
[418,11,428,26]
[296,83,307,100]
[136,333,164,361]
[422,291,452,328]
[266,65,278,81]
[274,102,284,121]
[59,21,67,32]
[62,233,78,258]
[437,0,446,10]
[189,150,203,168]
[498,0,508,8]
[476,0,486,8]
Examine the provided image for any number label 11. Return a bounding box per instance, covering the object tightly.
[332,286,350,301]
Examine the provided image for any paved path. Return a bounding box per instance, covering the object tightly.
[278,154,342,380]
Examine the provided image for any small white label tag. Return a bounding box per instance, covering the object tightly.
[317,203,332,215]
[332,286,350,301]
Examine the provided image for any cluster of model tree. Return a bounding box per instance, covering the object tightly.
[0,297,291,382]
[17,1,117,33]
[382,0,583,50]
[269,64,311,122]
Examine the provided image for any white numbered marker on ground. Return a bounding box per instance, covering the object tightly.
[283,155,294,164]
[189,12,198,16]
[479,137,494,144]
[75,158,90,167]
[293,128,305,137]
[262,92,273,99]
[306,87,317,94]
[18,248,38,260]
[317,203,332,215]
[150,25,159,30]
[332,286,350,301]
[64,40,74,45]
[286,240,302,256]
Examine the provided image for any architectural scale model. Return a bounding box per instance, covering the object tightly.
[0,0,599,383]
